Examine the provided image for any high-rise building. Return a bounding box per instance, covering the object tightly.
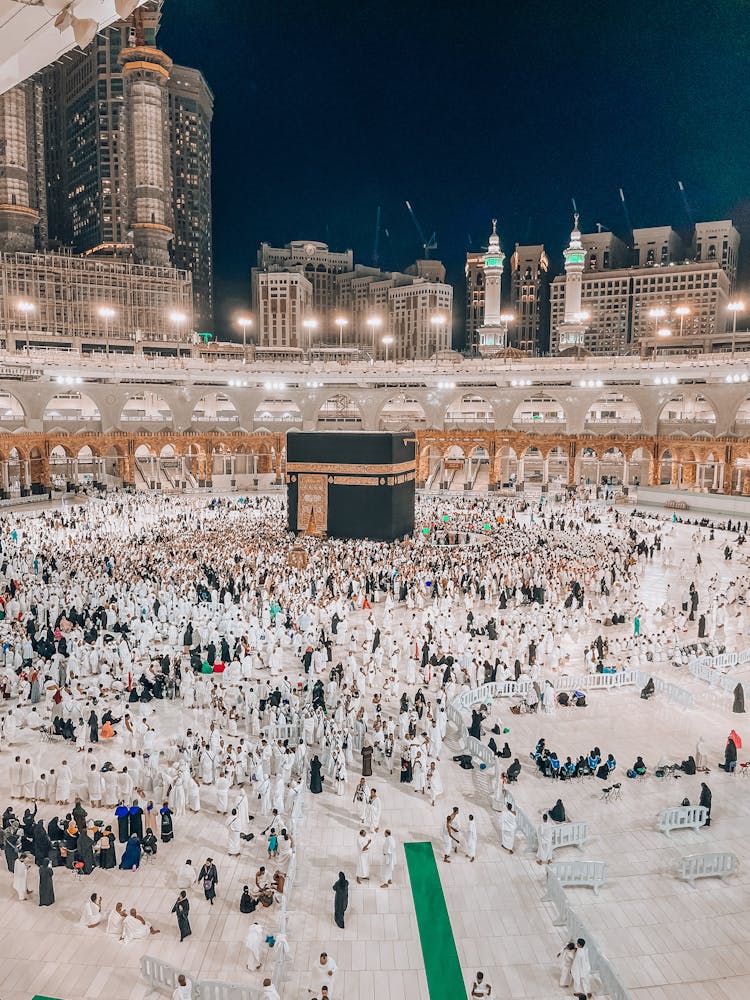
[580,231,628,272]
[0,80,47,253]
[168,66,214,330]
[550,216,737,355]
[510,244,549,353]
[692,221,740,291]
[0,249,194,355]
[27,2,213,328]
[464,250,485,351]
[334,261,452,361]
[253,241,354,335]
[632,226,684,267]
[255,269,313,350]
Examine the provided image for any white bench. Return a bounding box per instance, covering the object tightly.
[549,860,607,895]
[678,852,738,885]
[551,821,588,852]
[656,805,708,836]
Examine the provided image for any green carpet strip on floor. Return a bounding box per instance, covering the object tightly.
[404,841,467,1000]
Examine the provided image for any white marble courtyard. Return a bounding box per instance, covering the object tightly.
[0,498,748,1000]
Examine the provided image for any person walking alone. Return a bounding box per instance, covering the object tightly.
[172,890,191,941]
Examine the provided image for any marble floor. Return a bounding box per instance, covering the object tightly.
[0,503,749,1000]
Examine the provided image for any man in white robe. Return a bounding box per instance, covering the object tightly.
[364,790,381,833]
[121,907,159,943]
[501,803,516,854]
[172,975,192,1000]
[177,859,197,889]
[380,830,396,887]
[536,813,553,865]
[80,892,103,927]
[227,810,241,857]
[56,760,73,804]
[13,855,29,901]
[356,829,371,884]
[245,920,264,971]
[571,938,591,996]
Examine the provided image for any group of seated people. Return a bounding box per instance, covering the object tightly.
[530,739,617,780]
[239,864,286,911]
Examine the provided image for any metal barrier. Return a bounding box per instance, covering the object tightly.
[656,805,708,836]
[548,860,607,894]
[678,851,738,885]
[633,671,694,709]
[463,733,497,769]
[503,791,538,852]
[198,982,264,1000]
[269,722,301,743]
[552,670,639,692]
[542,872,632,1000]
[140,956,189,995]
[689,659,750,703]
[551,821,589,853]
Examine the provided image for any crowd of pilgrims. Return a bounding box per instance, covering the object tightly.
[0,490,745,935]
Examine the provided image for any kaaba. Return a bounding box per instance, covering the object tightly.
[286,432,416,541]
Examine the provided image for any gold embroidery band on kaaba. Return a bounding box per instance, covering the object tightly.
[287,472,416,487]
[286,460,416,475]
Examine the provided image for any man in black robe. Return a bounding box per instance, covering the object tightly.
[172,890,191,941]
[733,683,745,714]
[332,871,348,928]
[38,859,55,906]
[77,828,95,874]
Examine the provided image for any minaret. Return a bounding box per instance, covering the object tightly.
[477,219,507,354]
[0,83,39,252]
[121,15,174,266]
[483,219,505,326]
[557,213,588,352]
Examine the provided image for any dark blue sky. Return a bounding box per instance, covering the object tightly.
[159,0,750,339]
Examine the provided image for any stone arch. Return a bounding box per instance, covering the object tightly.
[317,393,363,428]
[445,393,494,429]
[419,442,442,487]
[512,393,566,431]
[584,391,642,431]
[599,446,626,483]
[627,445,651,486]
[521,444,545,482]
[443,444,466,491]
[377,394,429,431]
[658,393,717,427]
[120,392,174,429]
[253,397,302,430]
[547,444,569,484]
[0,390,27,430]
[574,445,598,485]
[192,393,240,430]
[43,391,102,430]
[494,444,519,486]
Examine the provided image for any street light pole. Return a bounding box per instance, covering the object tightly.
[17,301,35,351]
[237,316,252,363]
[335,317,348,351]
[98,306,116,356]
[430,313,446,364]
[303,318,318,358]
[729,302,744,357]
[382,334,394,364]
[366,316,382,359]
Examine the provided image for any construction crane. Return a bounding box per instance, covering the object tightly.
[372,206,381,267]
[405,200,437,259]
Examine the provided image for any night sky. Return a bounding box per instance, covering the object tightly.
[159,0,750,342]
